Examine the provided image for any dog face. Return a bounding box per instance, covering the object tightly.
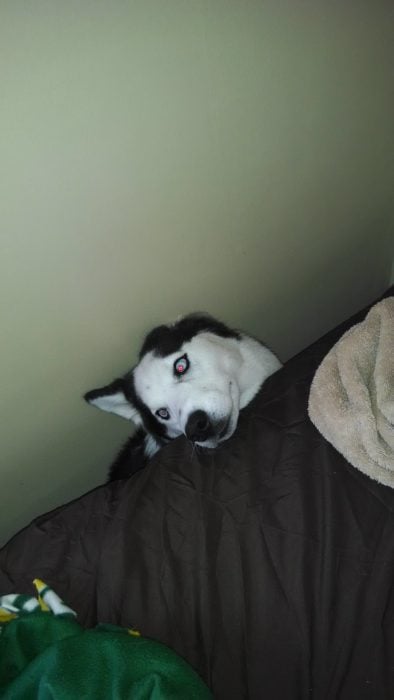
[85,313,281,457]
[132,332,243,448]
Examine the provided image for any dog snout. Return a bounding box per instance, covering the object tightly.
[185,410,213,442]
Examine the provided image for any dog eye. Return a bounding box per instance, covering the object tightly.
[174,354,189,376]
[155,408,170,420]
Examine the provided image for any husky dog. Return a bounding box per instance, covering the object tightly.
[85,313,281,481]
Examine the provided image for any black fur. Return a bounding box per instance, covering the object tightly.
[108,429,147,481]
[84,378,125,405]
[140,313,240,358]
[84,374,169,482]
[123,373,170,443]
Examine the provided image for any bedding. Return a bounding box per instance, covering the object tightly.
[309,297,394,486]
[0,580,212,699]
[1,288,394,699]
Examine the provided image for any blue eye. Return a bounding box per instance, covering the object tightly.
[174,354,189,376]
[155,408,170,420]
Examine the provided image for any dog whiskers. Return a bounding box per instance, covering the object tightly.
[188,439,197,464]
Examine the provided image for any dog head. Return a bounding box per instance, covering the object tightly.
[85,313,281,455]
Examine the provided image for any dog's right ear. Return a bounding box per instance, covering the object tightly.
[84,378,142,425]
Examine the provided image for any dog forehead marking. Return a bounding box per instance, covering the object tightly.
[133,353,173,408]
[135,334,233,388]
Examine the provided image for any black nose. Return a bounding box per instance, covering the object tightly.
[185,410,212,442]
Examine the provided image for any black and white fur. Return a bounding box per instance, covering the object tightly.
[85,313,281,481]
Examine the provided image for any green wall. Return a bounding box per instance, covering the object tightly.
[1,1,393,543]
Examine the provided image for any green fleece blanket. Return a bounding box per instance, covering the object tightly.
[0,579,212,699]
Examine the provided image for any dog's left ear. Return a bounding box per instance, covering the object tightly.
[84,378,142,425]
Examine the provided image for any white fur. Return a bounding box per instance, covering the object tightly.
[88,392,142,424]
[133,331,281,449]
[144,433,162,457]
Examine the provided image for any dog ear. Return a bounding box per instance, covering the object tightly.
[84,378,142,425]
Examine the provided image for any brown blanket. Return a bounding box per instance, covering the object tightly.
[308,298,394,487]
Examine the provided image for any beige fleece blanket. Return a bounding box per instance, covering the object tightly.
[308,297,394,487]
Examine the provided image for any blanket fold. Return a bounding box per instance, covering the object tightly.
[308,297,394,487]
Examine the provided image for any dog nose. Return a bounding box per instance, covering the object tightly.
[185,410,212,442]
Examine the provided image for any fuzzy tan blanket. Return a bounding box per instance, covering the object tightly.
[308,297,394,487]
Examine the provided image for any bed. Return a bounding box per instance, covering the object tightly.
[1,288,393,699]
